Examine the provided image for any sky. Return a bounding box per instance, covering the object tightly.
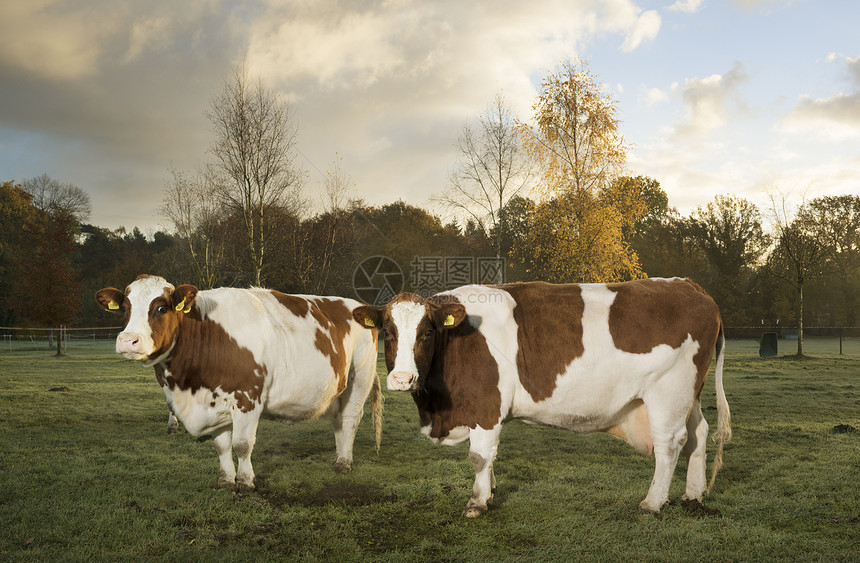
[1,0,858,233]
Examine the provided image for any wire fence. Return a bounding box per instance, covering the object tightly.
[1,325,858,356]
[0,326,122,353]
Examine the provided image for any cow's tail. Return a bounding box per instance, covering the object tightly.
[707,322,732,494]
[371,370,384,453]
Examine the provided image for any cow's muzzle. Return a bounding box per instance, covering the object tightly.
[387,371,418,392]
[116,332,148,359]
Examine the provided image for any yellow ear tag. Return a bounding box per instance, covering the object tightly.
[175,297,187,312]
[444,314,455,326]
[364,317,375,328]
[108,300,120,310]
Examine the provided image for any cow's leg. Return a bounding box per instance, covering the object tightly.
[641,424,687,513]
[232,409,262,492]
[331,408,359,474]
[213,428,236,490]
[640,386,691,513]
[681,400,709,502]
[464,425,502,518]
[166,407,179,434]
[331,363,376,473]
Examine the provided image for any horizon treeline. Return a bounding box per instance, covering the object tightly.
[1,178,858,335]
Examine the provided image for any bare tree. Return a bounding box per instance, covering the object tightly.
[766,190,828,357]
[207,64,303,286]
[161,166,229,289]
[313,155,357,293]
[22,173,91,223]
[435,92,532,263]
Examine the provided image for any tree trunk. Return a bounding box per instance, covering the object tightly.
[56,326,64,357]
[797,283,804,357]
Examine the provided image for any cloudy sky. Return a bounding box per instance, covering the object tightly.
[1,0,857,233]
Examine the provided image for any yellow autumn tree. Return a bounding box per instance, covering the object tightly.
[517,59,646,282]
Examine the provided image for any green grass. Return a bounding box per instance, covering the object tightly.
[1,339,858,561]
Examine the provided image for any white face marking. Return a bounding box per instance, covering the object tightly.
[116,276,174,359]
[387,300,427,390]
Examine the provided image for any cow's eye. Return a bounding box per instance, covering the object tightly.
[424,327,434,337]
[155,305,168,315]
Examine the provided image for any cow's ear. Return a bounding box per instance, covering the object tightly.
[433,303,466,330]
[353,306,382,329]
[172,284,198,314]
[96,288,126,313]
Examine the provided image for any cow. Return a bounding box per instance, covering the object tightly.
[352,278,731,517]
[96,275,383,492]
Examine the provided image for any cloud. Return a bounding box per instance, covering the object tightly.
[247,1,663,93]
[789,94,860,129]
[731,0,792,10]
[242,0,666,207]
[673,61,749,139]
[0,0,107,80]
[847,55,860,86]
[666,0,704,14]
[620,10,661,52]
[641,86,669,106]
[121,15,173,65]
[782,55,860,138]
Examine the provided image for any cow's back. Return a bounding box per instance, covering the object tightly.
[439,279,721,432]
[195,288,373,420]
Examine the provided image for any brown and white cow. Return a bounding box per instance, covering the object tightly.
[97,275,382,491]
[353,278,731,517]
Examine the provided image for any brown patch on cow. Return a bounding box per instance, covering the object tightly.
[154,363,167,387]
[159,314,266,413]
[499,282,585,402]
[95,287,127,313]
[271,291,310,318]
[309,298,352,394]
[146,290,185,357]
[608,279,721,397]
[410,295,502,438]
[382,318,398,373]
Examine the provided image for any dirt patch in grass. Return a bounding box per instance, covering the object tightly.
[832,424,856,434]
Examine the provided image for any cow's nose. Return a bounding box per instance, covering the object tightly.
[388,371,417,392]
[116,332,142,355]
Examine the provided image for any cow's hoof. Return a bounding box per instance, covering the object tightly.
[166,426,178,435]
[236,482,255,494]
[216,477,236,490]
[463,506,487,518]
[333,459,352,474]
[639,501,662,515]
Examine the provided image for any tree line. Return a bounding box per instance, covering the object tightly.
[1,60,857,357]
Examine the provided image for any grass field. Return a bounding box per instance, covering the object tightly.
[1,338,858,561]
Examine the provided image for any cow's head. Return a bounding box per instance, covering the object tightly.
[353,293,467,392]
[96,275,198,363]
